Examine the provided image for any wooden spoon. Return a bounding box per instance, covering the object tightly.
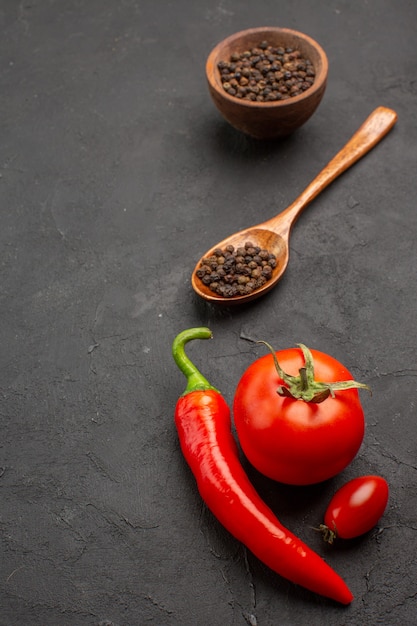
[192,106,397,304]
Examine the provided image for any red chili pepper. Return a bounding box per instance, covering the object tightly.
[172,328,354,605]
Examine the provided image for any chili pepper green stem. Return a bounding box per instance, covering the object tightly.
[172,327,219,396]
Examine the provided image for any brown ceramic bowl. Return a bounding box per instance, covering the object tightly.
[206,27,328,139]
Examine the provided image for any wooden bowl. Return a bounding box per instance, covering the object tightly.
[206,27,328,139]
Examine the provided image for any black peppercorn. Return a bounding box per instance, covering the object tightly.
[195,242,277,298]
[218,41,315,102]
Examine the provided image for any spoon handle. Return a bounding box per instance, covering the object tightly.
[268,106,398,235]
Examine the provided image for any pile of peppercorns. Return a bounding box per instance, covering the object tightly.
[218,41,316,102]
[195,242,277,298]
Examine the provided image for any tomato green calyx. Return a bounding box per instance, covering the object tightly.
[172,328,220,396]
[258,341,370,404]
[318,523,338,545]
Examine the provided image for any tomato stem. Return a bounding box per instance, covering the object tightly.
[299,367,308,391]
[318,523,338,544]
[258,341,371,403]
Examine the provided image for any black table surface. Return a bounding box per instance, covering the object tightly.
[1,1,416,625]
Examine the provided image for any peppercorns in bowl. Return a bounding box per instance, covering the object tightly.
[206,27,328,139]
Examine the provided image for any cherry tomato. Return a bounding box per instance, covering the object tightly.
[320,475,389,543]
[233,343,369,485]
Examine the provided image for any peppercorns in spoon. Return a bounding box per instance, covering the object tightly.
[192,106,397,304]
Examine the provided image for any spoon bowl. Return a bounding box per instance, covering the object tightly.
[192,106,398,304]
[191,229,289,304]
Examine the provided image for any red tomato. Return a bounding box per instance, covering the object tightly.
[233,344,368,485]
[321,475,389,543]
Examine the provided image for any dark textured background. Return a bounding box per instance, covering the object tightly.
[1,1,416,624]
